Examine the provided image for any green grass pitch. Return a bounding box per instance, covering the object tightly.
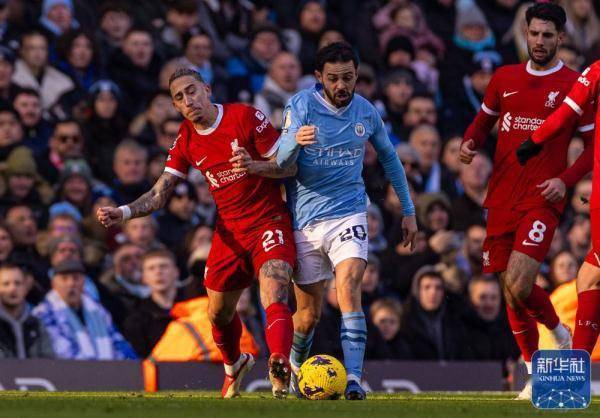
[0,392,598,418]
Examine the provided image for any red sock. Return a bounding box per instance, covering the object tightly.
[212,313,242,365]
[573,289,600,353]
[506,303,539,362]
[265,302,293,357]
[523,284,560,330]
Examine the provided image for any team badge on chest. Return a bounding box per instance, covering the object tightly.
[355,122,365,137]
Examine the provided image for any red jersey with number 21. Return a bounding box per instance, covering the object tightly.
[164,103,288,230]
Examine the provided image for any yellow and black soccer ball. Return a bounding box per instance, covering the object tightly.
[297,354,346,400]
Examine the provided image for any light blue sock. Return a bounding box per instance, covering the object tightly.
[290,330,314,371]
[341,311,367,383]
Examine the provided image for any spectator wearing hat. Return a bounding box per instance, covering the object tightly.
[55,158,94,216]
[400,266,472,360]
[0,104,24,160]
[443,50,502,136]
[82,80,127,184]
[39,0,79,40]
[33,258,136,360]
[36,118,84,184]
[440,0,496,105]
[107,27,163,118]
[0,146,53,219]
[452,153,491,231]
[12,88,53,155]
[111,139,151,205]
[226,23,283,102]
[383,35,416,72]
[99,243,148,324]
[156,180,199,257]
[0,262,54,359]
[254,51,301,128]
[12,29,74,111]
[0,45,21,104]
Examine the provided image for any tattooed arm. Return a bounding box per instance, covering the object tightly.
[230,147,297,178]
[96,172,180,227]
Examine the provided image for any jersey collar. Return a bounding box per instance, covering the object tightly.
[194,104,223,135]
[312,84,353,116]
[526,60,564,76]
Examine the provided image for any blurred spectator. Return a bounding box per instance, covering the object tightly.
[441,136,462,177]
[455,224,486,278]
[452,153,491,231]
[4,205,46,278]
[421,0,457,46]
[33,259,136,360]
[498,2,531,63]
[571,178,592,215]
[108,27,162,118]
[462,275,519,363]
[176,30,227,102]
[0,146,52,219]
[403,94,437,138]
[12,29,74,110]
[159,0,200,53]
[477,0,521,42]
[97,2,133,58]
[363,141,388,207]
[370,298,412,359]
[0,105,25,158]
[401,266,471,360]
[557,44,583,72]
[0,263,54,358]
[395,142,422,191]
[83,80,127,183]
[254,52,301,128]
[295,0,327,75]
[226,24,283,102]
[383,35,416,72]
[361,253,389,314]
[120,216,162,251]
[111,139,150,205]
[0,46,20,103]
[561,0,600,54]
[122,249,185,358]
[13,88,53,155]
[188,171,216,225]
[55,29,102,92]
[367,204,388,254]
[157,180,199,254]
[373,2,444,59]
[55,159,94,217]
[409,124,457,196]
[147,148,167,185]
[382,69,416,140]
[156,117,181,153]
[36,118,84,184]
[0,224,14,263]
[39,0,79,41]
[236,287,267,357]
[549,250,578,289]
[567,214,591,262]
[129,90,177,146]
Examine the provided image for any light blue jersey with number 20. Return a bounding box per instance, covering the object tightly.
[276,84,415,230]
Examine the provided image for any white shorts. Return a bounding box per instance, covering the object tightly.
[293,212,369,285]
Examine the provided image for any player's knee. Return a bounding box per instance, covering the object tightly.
[208,306,236,327]
[295,307,320,332]
[506,275,533,302]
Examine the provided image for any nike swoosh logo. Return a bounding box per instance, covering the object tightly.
[522,240,539,247]
[196,156,207,166]
[267,318,285,330]
[503,91,518,98]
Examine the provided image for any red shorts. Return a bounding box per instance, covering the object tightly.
[482,207,559,274]
[584,209,600,267]
[204,217,296,292]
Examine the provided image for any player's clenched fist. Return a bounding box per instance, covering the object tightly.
[459,139,477,164]
[96,206,123,228]
[230,146,254,173]
[295,125,317,146]
[401,215,418,251]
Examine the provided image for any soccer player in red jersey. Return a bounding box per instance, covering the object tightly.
[517,47,600,364]
[460,3,594,398]
[97,68,297,399]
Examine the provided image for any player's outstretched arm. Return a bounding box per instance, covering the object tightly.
[230,147,297,178]
[96,171,180,227]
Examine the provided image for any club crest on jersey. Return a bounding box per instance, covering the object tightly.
[355,122,366,137]
[230,138,239,152]
[545,91,559,108]
[205,170,219,188]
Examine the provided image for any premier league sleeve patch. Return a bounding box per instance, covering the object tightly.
[532,349,591,409]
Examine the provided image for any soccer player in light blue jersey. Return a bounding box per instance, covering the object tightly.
[276,43,418,400]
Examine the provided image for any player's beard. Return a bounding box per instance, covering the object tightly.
[528,44,557,67]
[323,85,354,108]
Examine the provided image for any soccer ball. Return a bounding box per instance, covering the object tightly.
[297,354,346,400]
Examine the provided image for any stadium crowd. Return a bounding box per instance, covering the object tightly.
[0,0,598,373]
